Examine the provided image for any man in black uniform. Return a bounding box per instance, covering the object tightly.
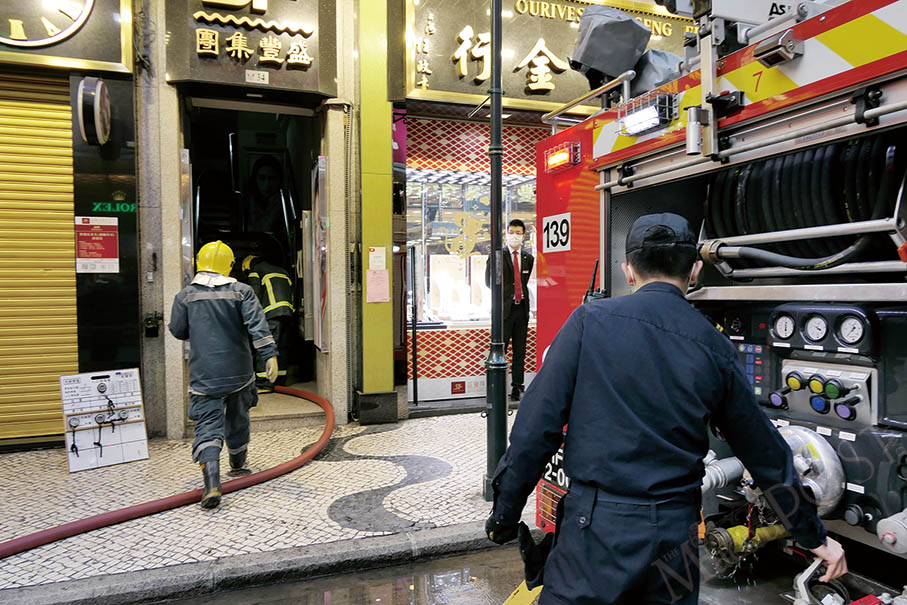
[485,214,846,603]
[486,219,534,401]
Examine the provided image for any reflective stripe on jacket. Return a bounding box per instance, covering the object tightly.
[169,277,278,397]
[247,260,294,320]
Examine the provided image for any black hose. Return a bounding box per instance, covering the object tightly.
[723,143,900,270]
[722,166,740,236]
[798,147,833,257]
[745,161,763,235]
[735,163,753,235]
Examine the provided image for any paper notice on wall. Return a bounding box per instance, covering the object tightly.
[75,216,119,273]
[366,269,390,303]
[368,246,386,270]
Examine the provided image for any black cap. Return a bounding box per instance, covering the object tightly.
[625,213,697,254]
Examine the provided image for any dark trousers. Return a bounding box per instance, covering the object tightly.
[188,383,258,463]
[255,316,291,388]
[503,300,529,390]
[540,483,700,605]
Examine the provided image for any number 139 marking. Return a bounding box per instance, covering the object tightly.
[542,212,571,253]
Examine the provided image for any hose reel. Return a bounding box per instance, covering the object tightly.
[700,129,907,279]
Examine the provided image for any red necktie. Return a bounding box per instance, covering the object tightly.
[513,249,523,304]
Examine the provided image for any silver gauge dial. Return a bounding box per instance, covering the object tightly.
[774,314,795,339]
[839,316,864,345]
[805,315,828,341]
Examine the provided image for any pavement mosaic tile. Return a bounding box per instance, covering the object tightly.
[0,414,531,591]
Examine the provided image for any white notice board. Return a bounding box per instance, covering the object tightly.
[59,368,149,473]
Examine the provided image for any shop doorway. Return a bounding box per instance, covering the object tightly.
[184,101,320,405]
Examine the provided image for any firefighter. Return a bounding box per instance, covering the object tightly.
[169,241,278,509]
[242,255,294,392]
[485,214,846,603]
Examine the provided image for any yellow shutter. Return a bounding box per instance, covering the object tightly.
[0,71,76,440]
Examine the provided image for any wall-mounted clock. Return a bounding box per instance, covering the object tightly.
[0,0,95,48]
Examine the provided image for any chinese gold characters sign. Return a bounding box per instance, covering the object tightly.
[194,0,315,69]
[167,0,336,96]
[400,0,694,111]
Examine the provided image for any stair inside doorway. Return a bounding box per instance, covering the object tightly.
[250,381,324,431]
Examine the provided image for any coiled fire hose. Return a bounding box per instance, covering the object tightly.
[0,385,334,560]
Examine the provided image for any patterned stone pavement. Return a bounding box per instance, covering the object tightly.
[0,414,530,591]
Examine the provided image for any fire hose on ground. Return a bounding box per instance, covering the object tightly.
[0,385,335,561]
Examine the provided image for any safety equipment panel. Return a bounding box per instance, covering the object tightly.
[59,369,149,472]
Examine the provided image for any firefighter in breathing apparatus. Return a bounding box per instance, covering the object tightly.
[168,241,278,509]
[241,255,294,393]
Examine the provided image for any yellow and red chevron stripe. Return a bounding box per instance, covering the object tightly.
[592,0,907,166]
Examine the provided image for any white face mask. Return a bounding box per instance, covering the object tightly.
[507,233,523,248]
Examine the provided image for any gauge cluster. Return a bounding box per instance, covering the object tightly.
[768,304,874,356]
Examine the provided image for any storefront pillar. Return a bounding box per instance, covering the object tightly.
[136,0,189,439]
[311,0,356,424]
[356,0,396,423]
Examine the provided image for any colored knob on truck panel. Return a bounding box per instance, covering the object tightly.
[835,403,857,421]
[808,375,825,394]
[786,372,805,391]
[810,396,830,414]
[769,387,791,408]
[824,379,850,400]
[881,532,897,546]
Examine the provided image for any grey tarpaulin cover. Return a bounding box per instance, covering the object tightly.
[630,48,682,96]
[570,6,651,88]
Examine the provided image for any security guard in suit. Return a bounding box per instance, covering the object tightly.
[169,241,278,508]
[486,219,534,401]
[242,255,294,392]
[485,214,846,603]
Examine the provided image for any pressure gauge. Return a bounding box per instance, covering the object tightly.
[838,316,865,345]
[68,417,80,428]
[773,314,795,339]
[805,316,828,342]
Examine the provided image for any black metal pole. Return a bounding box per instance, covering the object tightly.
[483,0,507,501]
[410,247,418,407]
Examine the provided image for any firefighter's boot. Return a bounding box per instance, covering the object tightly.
[200,459,222,509]
[229,449,247,472]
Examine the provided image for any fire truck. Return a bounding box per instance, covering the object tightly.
[532,0,907,600]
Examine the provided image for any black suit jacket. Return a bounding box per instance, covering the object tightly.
[485,247,534,318]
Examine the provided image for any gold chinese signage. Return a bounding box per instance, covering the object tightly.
[166,0,336,97]
[393,0,694,113]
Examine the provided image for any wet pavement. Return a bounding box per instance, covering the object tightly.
[0,414,529,591]
[157,546,799,605]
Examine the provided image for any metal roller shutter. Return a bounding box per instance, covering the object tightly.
[0,71,76,440]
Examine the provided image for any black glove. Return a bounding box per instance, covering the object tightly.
[518,522,554,588]
[485,515,519,545]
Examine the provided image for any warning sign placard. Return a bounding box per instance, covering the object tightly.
[75,216,119,273]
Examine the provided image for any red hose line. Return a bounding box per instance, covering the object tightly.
[0,385,335,561]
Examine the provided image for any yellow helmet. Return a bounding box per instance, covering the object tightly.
[196,241,234,276]
[241,255,259,272]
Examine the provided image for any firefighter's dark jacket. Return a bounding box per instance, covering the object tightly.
[491,281,827,549]
[169,275,278,397]
[247,260,294,320]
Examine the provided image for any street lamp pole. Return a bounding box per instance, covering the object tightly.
[483,0,507,501]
